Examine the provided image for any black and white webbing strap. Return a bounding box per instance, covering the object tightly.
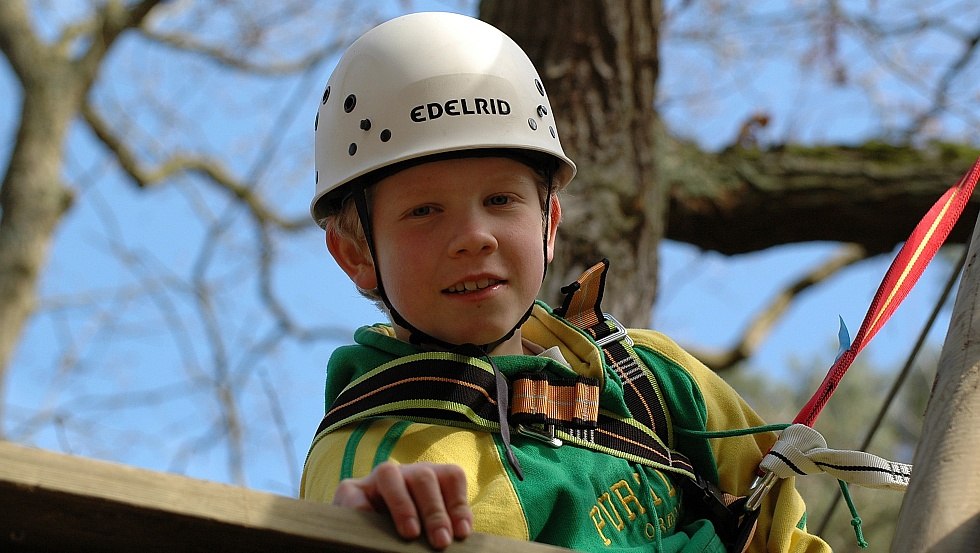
[760,424,912,490]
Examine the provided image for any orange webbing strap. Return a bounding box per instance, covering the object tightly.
[554,258,672,446]
[555,258,608,330]
[510,374,600,428]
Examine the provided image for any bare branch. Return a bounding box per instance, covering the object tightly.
[80,101,308,232]
[689,244,869,371]
[0,1,42,81]
[76,0,164,83]
[137,27,336,75]
[904,25,980,138]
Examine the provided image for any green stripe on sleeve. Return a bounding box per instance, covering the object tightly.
[375,420,412,467]
[340,420,373,480]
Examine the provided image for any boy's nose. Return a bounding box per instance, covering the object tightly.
[447,217,498,257]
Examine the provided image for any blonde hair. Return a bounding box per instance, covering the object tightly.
[324,189,386,307]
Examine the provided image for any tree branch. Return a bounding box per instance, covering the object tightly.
[75,0,163,83]
[80,102,308,232]
[666,140,980,254]
[137,27,336,75]
[0,0,43,82]
[904,24,980,138]
[688,243,869,371]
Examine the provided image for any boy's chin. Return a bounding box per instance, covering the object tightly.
[394,321,524,352]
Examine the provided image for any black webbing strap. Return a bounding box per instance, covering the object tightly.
[554,259,673,448]
[310,348,697,477]
[554,259,751,551]
[313,352,503,437]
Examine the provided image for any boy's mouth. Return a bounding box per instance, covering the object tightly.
[444,278,503,294]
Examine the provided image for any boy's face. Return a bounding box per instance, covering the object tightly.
[332,156,560,352]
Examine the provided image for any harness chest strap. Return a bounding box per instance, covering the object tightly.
[311,349,698,479]
[312,260,693,476]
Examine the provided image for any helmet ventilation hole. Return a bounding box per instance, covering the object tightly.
[536,105,548,117]
[535,79,544,96]
[348,143,357,155]
[314,112,319,130]
[528,118,537,130]
[321,85,330,104]
[380,129,392,142]
[360,118,372,130]
[344,94,357,113]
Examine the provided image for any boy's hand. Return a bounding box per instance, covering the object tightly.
[333,461,473,550]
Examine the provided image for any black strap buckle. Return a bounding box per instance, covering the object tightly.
[595,312,634,347]
[680,474,756,552]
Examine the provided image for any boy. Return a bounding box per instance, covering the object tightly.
[301,11,830,553]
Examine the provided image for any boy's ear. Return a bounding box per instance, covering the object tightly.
[545,195,562,263]
[326,229,378,290]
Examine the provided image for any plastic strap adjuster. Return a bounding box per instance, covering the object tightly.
[595,312,633,347]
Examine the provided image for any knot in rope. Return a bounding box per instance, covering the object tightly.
[760,424,911,490]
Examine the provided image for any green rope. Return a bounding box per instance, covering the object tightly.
[674,423,791,439]
[837,479,869,549]
[676,422,872,548]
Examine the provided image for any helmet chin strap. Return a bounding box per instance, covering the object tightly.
[350,173,555,355]
[351,172,554,483]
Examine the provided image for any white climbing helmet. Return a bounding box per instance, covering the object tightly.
[311,11,576,225]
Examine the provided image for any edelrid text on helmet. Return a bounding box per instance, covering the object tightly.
[311,11,576,226]
[410,97,512,122]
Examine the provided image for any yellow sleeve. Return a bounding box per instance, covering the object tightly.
[630,329,831,553]
[300,418,530,540]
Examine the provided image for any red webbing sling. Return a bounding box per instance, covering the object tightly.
[794,155,980,427]
[734,156,980,553]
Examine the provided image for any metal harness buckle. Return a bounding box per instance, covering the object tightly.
[595,312,634,347]
[516,423,563,448]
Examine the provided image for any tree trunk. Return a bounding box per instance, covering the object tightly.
[892,210,980,553]
[0,0,159,431]
[891,213,980,551]
[482,1,980,328]
[482,0,666,327]
[0,3,77,434]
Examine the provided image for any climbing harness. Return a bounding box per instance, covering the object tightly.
[735,155,980,550]
[310,259,760,551]
[312,261,699,480]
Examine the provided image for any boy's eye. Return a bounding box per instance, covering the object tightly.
[410,206,432,217]
[487,195,511,206]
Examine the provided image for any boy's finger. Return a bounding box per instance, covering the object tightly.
[434,465,473,538]
[373,462,422,540]
[402,465,455,550]
[332,478,374,512]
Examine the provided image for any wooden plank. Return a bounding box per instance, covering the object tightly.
[0,441,568,552]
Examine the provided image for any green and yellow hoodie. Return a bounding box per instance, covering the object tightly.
[301,303,830,552]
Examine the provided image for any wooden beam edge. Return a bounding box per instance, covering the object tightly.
[0,441,567,552]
